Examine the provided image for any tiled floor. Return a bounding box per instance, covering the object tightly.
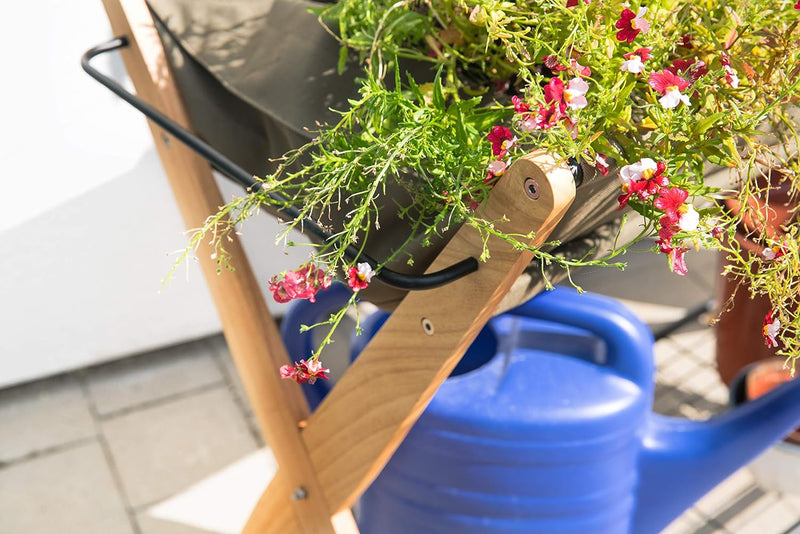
[2,242,800,533]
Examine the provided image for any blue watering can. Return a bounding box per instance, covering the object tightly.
[281,286,800,533]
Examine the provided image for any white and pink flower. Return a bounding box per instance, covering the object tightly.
[649,70,691,109]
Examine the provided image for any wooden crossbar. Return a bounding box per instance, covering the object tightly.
[101,2,576,531]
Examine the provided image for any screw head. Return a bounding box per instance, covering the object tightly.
[421,318,435,336]
[524,177,540,200]
[291,487,308,501]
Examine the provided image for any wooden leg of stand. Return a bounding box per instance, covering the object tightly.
[100,1,357,532]
[242,152,576,529]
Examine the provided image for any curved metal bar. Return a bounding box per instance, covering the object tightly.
[81,37,479,290]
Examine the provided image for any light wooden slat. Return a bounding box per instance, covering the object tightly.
[243,151,575,532]
[306,151,576,512]
[100,1,356,532]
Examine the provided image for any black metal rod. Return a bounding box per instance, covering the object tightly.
[82,37,479,290]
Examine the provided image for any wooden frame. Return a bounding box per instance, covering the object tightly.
[100,1,576,531]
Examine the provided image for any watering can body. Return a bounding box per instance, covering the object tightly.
[280,286,800,533]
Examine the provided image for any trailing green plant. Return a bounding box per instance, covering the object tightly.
[178,0,800,381]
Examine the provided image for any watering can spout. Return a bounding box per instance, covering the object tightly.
[633,376,800,534]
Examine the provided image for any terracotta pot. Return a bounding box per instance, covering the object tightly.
[745,359,800,445]
[715,168,796,385]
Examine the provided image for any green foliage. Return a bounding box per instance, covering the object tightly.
[182,0,800,366]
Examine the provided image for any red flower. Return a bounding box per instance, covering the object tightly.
[616,7,650,44]
[346,262,375,292]
[649,70,690,94]
[532,103,563,130]
[542,55,568,72]
[595,153,610,176]
[624,47,652,62]
[667,59,708,85]
[617,179,648,209]
[486,125,514,158]
[648,70,691,108]
[720,52,740,88]
[511,95,530,113]
[654,186,689,224]
[677,34,694,49]
[543,77,566,106]
[796,0,800,10]
[280,359,330,384]
[269,263,332,303]
[569,58,592,78]
[617,158,669,209]
[667,59,695,74]
[762,243,787,260]
[566,0,590,6]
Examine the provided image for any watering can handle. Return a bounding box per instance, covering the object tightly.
[507,287,655,389]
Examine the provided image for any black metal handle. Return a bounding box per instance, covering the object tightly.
[81,36,479,290]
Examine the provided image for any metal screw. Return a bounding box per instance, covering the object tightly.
[161,133,170,146]
[421,318,435,336]
[291,487,308,501]
[523,177,540,200]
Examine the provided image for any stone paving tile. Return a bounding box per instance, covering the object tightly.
[102,387,258,509]
[136,513,217,534]
[709,485,778,531]
[0,441,133,534]
[694,468,758,518]
[0,374,95,463]
[668,322,719,367]
[661,507,728,534]
[732,498,800,534]
[658,351,704,384]
[206,334,253,417]
[86,338,224,416]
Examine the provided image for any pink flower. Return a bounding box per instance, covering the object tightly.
[347,262,375,292]
[511,95,530,113]
[563,78,589,109]
[721,52,740,88]
[486,126,514,158]
[569,58,592,78]
[648,70,691,109]
[796,0,800,10]
[621,47,652,74]
[566,0,590,6]
[269,263,332,303]
[595,153,610,176]
[669,247,690,275]
[763,311,780,348]
[280,359,330,384]
[487,160,507,176]
[616,7,650,43]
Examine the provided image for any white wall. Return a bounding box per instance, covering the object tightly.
[0,2,309,388]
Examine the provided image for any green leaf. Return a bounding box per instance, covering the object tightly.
[693,112,728,136]
[432,67,446,110]
[337,46,348,76]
